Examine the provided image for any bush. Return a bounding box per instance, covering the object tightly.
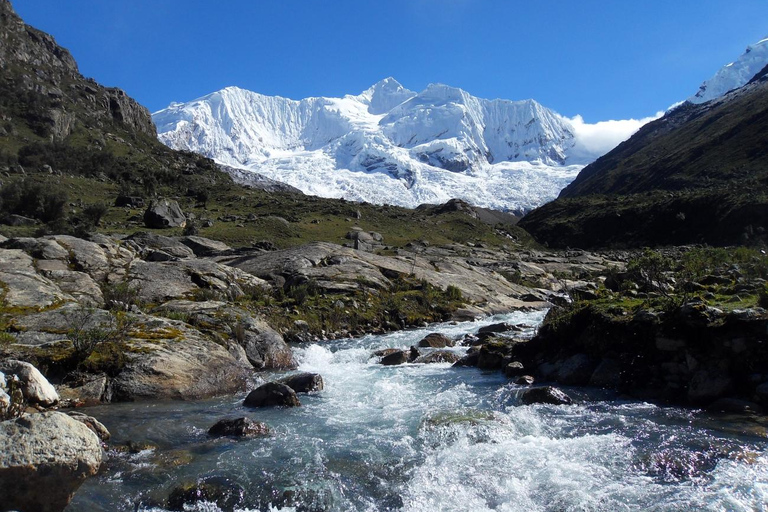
[446,285,463,301]
[82,203,109,227]
[0,179,67,223]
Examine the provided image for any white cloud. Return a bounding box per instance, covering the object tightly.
[565,112,663,163]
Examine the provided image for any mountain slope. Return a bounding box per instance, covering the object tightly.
[153,80,592,212]
[519,66,768,248]
[0,0,229,210]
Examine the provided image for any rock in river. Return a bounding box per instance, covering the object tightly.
[279,372,324,393]
[208,417,270,438]
[0,412,103,512]
[244,382,301,408]
[521,386,573,406]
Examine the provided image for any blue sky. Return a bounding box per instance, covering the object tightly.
[13,0,768,122]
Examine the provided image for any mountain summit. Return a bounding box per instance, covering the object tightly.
[153,81,595,212]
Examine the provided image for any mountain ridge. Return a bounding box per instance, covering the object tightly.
[153,79,589,212]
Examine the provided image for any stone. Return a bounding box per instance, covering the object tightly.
[477,345,506,370]
[0,360,59,406]
[515,375,535,386]
[279,372,324,393]
[414,350,462,364]
[589,358,622,388]
[57,374,108,406]
[521,386,573,406]
[0,412,103,512]
[504,361,526,378]
[688,369,733,405]
[110,316,253,402]
[556,353,597,386]
[65,411,111,442]
[180,235,232,256]
[2,214,37,226]
[208,417,270,438]
[167,476,246,511]
[477,322,515,335]
[379,350,408,366]
[452,351,480,367]
[235,315,295,370]
[417,333,454,348]
[144,199,186,229]
[244,382,301,408]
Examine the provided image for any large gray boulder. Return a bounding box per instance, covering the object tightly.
[108,316,254,401]
[0,412,103,512]
[0,360,59,406]
[144,199,186,229]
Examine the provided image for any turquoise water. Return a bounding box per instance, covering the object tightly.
[67,311,768,511]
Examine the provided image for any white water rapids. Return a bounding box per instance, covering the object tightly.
[68,311,768,511]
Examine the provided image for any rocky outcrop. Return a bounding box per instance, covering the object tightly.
[0,411,103,512]
[516,301,768,407]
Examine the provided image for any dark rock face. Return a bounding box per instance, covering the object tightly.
[114,195,145,208]
[517,303,768,407]
[144,199,187,229]
[244,382,301,408]
[167,476,246,511]
[521,386,573,406]
[0,412,103,512]
[208,417,270,438]
[279,372,324,393]
[417,333,454,348]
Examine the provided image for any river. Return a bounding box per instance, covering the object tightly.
[67,310,768,511]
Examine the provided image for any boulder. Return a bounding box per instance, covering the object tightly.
[504,361,526,378]
[244,382,301,408]
[477,344,507,370]
[278,372,324,393]
[180,235,232,256]
[0,412,103,512]
[417,333,454,348]
[688,369,733,405]
[414,350,461,364]
[114,195,144,208]
[208,417,270,438]
[379,350,408,366]
[144,199,186,229]
[236,315,295,370]
[477,323,515,335]
[0,360,59,406]
[521,386,573,406]
[110,317,253,402]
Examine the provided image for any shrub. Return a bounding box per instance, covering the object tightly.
[82,203,109,227]
[446,285,463,301]
[0,179,67,223]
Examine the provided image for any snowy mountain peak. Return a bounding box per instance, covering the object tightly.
[153,79,592,211]
[358,77,416,114]
[689,36,768,104]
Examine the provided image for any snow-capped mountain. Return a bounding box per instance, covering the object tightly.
[153,78,595,212]
[688,36,768,104]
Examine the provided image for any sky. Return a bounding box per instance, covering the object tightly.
[12,0,768,152]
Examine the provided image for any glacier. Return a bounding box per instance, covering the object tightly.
[688,36,768,104]
[153,79,600,211]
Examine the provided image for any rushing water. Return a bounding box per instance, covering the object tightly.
[68,311,768,511]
